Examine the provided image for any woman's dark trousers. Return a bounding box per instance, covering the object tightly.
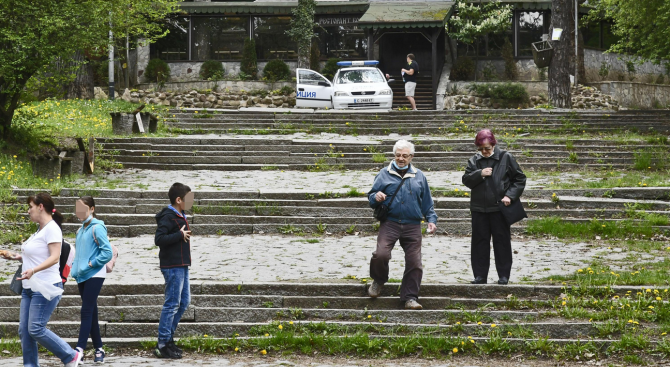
[76,277,105,350]
[471,211,513,280]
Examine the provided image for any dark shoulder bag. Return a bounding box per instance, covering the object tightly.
[494,152,527,226]
[373,177,407,222]
[10,264,23,295]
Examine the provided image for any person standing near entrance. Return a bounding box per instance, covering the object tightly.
[367,140,437,310]
[402,53,419,110]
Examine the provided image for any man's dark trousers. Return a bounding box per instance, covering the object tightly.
[370,220,423,301]
[471,211,513,279]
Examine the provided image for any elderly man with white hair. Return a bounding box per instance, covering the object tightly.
[367,139,437,310]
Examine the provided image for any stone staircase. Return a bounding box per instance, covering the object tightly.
[5,188,669,237]
[98,137,666,171]
[388,75,434,110]
[159,110,670,135]
[0,282,661,350]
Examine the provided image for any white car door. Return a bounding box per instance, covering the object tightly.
[296,69,333,108]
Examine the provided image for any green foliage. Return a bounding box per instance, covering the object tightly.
[199,60,225,81]
[145,59,171,83]
[598,62,610,80]
[309,41,321,72]
[481,62,498,81]
[240,38,258,80]
[263,60,291,82]
[447,0,513,45]
[285,0,318,66]
[0,0,179,137]
[466,83,529,103]
[321,58,342,80]
[501,38,518,81]
[450,57,475,81]
[586,0,670,62]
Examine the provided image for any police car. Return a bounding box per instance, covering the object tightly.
[295,61,393,110]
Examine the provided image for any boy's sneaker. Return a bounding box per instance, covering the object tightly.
[64,351,83,367]
[154,345,181,359]
[94,348,105,363]
[167,340,183,356]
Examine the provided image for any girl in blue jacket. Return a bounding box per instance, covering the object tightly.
[72,196,113,363]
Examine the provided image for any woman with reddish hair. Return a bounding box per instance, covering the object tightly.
[462,129,526,285]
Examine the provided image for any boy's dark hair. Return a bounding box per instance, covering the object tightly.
[168,183,191,205]
[407,53,415,61]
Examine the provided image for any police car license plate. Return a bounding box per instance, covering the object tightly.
[354,98,373,103]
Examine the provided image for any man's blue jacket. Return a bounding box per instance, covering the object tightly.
[368,162,438,225]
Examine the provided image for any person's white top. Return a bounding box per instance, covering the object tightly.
[92,264,107,279]
[21,220,62,288]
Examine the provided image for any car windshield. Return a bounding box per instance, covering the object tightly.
[336,69,385,84]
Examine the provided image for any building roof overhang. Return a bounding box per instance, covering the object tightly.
[358,2,455,29]
[178,1,370,16]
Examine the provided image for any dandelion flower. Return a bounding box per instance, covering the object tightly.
[278,325,283,330]
[260,350,267,355]
[452,348,458,353]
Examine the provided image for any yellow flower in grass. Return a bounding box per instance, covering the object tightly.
[260,350,267,355]
[452,348,458,353]
[235,347,239,352]
[289,321,294,325]
[491,324,496,328]
[264,333,269,337]
[477,321,482,325]
[278,325,283,330]
[657,297,662,301]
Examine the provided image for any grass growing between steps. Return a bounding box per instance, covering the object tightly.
[165,331,670,363]
[536,169,670,189]
[0,337,22,357]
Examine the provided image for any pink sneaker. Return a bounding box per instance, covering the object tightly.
[64,350,83,367]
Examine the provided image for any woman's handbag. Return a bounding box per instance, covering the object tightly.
[10,264,23,295]
[373,177,407,222]
[494,152,528,226]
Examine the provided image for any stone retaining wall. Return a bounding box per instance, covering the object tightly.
[139,60,299,83]
[137,80,294,93]
[445,81,549,97]
[118,89,296,109]
[588,82,670,109]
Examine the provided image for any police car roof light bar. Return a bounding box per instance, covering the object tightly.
[336,60,379,67]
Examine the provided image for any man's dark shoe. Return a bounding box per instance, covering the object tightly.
[167,340,183,356]
[498,277,509,285]
[471,277,487,284]
[154,345,181,359]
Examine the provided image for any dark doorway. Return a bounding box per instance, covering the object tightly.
[378,31,433,77]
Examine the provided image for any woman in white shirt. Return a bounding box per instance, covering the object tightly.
[1,193,83,367]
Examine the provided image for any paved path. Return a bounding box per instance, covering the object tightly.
[0,353,614,367]
[74,168,574,193]
[1,233,627,285]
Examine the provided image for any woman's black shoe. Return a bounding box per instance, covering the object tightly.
[498,277,509,285]
[471,277,487,284]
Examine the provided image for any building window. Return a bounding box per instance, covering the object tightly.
[518,11,547,57]
[253,16,297,60]
[150,17,190,61]
[315,16,367,60]
[191,16,248,61]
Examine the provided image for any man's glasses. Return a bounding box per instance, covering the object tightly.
[394,154,412,159]
[477,146,493,152]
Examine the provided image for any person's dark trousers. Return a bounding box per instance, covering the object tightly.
[370,220,423,301]
[471,211,513,280]
[158,266,190,349]
[76,277,105,350]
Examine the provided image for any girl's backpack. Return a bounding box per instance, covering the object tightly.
[59,240,76,283]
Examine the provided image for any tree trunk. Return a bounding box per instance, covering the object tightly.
[0,86,24,139]
[298,40,310,69]
[577,30,586,84]
[65,50,95,99]
[549,0,572,108]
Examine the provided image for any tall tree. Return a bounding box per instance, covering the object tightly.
[549,0,572,108]
[286,0,318,69]
[0,0,179,138]
[586,0,670,63]
[447,0,514,75]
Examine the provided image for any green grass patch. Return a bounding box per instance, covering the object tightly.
[545,170,670,189]
[526,217,662,240]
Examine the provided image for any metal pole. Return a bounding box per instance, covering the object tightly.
[108,15,115,100]
[125,34,130,89]
[575,0,579,87]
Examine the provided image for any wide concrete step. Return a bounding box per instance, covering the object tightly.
[2,282,656,299]
[0,320,597,340]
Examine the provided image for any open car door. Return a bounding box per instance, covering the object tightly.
[296,69,333,108]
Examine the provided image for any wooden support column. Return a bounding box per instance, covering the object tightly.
[431,28,439,110]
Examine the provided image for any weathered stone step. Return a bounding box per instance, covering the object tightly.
[12,188,670,202]
[0,321,598,340]
[3,282,659,299]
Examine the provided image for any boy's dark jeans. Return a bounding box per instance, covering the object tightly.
[158,266,190,348]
